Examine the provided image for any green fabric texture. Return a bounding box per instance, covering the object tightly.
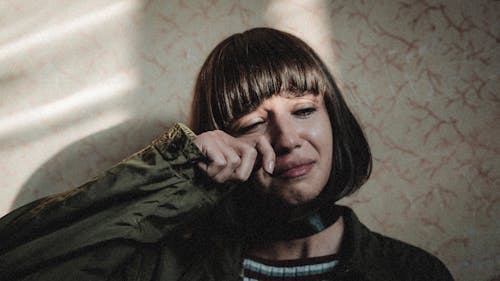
[0,123,454,281]
[0,123,223,281]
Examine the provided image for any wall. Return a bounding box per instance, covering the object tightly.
[0,0,498,280]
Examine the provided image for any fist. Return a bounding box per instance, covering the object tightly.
[192,130,275,184]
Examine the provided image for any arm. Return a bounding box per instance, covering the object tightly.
[0,123,223,280]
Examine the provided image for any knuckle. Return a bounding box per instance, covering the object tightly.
[248,148,258,159]
[214,130,227,137]
[206,166,219,177]
[206,130,220,139]
[213,159,227,168]
[241,142,256,153]
[212,173,226,184]
[213,177,225,184]
[228,155,241,166]
[232,170,248,182]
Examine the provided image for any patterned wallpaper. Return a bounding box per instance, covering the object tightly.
[0,1,498,280]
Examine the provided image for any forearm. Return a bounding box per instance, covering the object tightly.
[0,123,223,278]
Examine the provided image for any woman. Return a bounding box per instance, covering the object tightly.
[0,28,453,280]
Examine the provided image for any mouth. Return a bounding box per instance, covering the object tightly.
[275,162,314,179]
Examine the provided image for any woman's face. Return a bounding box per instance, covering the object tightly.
[230,93,333,205]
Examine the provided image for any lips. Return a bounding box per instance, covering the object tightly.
[274,159,315,179]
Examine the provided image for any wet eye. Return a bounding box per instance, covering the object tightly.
[294,107,316,118]
[237,121,264,134]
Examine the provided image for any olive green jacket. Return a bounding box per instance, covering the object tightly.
[0,124,453,281]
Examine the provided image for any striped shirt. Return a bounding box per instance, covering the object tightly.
[242,254,339,281]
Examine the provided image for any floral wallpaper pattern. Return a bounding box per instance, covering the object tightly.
[0,1,498,280]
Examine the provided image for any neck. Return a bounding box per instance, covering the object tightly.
[246,215,344,260]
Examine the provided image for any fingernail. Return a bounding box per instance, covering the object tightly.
[267,160,274,175]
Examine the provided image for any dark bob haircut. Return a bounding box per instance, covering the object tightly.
[190,27,371,201]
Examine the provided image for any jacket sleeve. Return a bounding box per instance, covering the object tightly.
[0,123,223,281]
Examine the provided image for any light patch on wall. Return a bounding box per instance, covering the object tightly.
[0,72,137,138]
[34,110,130,158]
[1,109,130,215]
[0,0,141,61]
[264,0,336,67]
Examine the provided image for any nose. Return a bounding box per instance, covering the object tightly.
[268,113,302,155]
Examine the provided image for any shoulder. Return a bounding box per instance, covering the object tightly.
[339,206,454,281]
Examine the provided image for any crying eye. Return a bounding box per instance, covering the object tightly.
[294,107,316,117]
[237,121,265,134]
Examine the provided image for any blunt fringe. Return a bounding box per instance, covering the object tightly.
[190,27,372,200]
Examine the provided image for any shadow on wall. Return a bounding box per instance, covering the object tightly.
[12,119,173,209]
[11,1,267,209]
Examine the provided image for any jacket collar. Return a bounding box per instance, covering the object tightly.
[182,205,374,281]
[334,206,371,273]
[333,205,396,280]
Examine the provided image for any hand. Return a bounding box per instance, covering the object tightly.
[192,130,275,184]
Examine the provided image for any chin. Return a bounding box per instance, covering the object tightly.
[251,172,325,209]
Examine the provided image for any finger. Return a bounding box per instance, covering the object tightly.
[203,145,227,178]
[197,161,208,172]
[255,136,275,174]
[232,144,258,181]
[212,146,242,183]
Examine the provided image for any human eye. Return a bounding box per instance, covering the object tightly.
[293,107,316,118]
[242,121,264,132]
[236,120,265,135]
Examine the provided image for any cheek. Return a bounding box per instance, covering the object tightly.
[318,115,333,151]
[307,121,333,153]
[308,119,333,177]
